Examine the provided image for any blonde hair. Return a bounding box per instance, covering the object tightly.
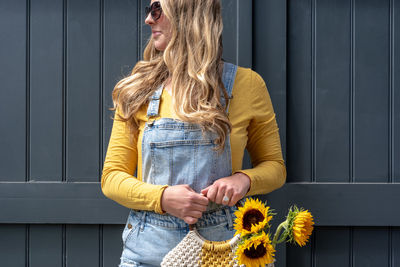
[112,0,230,150]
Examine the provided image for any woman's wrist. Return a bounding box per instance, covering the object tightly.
[233,172,251,194]
[158,185,169,214]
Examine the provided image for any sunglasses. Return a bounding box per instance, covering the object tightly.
[145,1,163,21]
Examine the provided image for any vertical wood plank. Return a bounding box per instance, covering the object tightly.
[30,0,63,182]
[287,0,312,182]
[102,0,138,167]
[353,227,389,267]
[286,232,312,267]
[221,0,238,63]
[238,0,252,68]
[314,227,350,267]
[66,225,100,267]
[102,225,124,266]
[0,225,26,266]
[30,225,62,267]
[315,0,351,182]
[66,0,101,182]
[0,0,26,181]
[394,0,400,182]
[393,228,400,267]
[354,0,390,182]
[350,0,356,182]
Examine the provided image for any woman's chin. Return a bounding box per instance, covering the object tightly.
[154,45,167,51]
[153,38,168,51]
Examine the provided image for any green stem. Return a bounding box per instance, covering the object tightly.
[276,232,289,244]
[272,221,288,247]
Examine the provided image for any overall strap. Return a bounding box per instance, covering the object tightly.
[221,61,238,98]
[221,62,238,111]
[146,85,164,118]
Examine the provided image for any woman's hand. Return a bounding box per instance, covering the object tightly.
[161,184,209,224]
[201,172,251,206]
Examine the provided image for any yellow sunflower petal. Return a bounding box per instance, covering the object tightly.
[235,232,275,267]
[292,210,314,246]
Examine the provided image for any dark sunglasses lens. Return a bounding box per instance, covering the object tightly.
[145,2,162,20]
[151,8,162,20]
[152,1,161,9]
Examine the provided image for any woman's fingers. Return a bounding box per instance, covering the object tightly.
[200,186,210,197]
[191,203,208,212]
[192,192,209,206]
[214,184,226,204]
[161,184,209,222]
[205,184,217,202]
[223,188,234,206]
[183,216,198,224]
[229,190,243,206]
[201,173,251,206]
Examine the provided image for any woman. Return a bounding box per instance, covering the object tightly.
[101,0,286,266]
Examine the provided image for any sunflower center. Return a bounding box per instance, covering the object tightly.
[243,209,265,231]
[244,244,267,259]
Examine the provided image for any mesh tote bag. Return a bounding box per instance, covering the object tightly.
[161,225,244,267]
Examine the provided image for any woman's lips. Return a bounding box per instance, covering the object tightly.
[152,31,162,37]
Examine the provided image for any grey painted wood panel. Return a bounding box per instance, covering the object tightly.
[30,0,63,182]
[393,228,400,266]
[29,225,62,267]
[0,0,26,182]
[221,0,238,64]
[103,225,124,266]
[66,225,100,267]
[354,0,390,182]
[353,227,389,267]
[314,227,350,267]
[238,0,252,68]
[0,225,26,266]
[286,236,312,267]
[102,0,138,168]
[394,0,400,182]
[315,0,351,182]
[3,0,400,266]
[287,0,312,182]
[0,182,128,224]
[66,0,100,182]
[265,183,400,226]
[3,182,400,225]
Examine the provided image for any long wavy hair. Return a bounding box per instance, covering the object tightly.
[112,0,230,150]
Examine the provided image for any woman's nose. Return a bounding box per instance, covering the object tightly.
[145,12,154,25]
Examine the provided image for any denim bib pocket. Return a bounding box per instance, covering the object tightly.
[149,139,218,192]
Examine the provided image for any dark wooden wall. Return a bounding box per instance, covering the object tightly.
[1,0,398,266]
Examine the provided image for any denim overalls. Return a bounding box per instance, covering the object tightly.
[119,62,238,267]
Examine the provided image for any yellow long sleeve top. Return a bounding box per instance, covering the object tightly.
[101,66,286,214]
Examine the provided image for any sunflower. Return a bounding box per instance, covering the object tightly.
[292,210,314,246]
[234,198,273,236]
[285,206,314,247]
[235,231,275,267]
